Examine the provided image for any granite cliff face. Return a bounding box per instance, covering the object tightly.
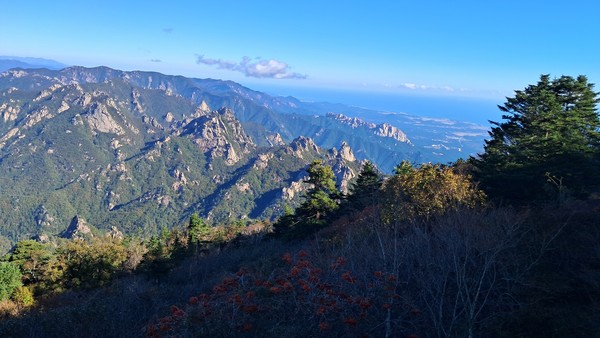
[337,141,356,162]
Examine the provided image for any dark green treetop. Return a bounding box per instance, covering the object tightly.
[297,160,339,221]
[345,161,382,212]
[4,240,53,285]
[474,74,600,201]
[273,160,340,239]
[188,214,208,244]
[0,262,23,301]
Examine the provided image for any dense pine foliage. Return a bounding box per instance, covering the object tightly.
[474,74,600,201]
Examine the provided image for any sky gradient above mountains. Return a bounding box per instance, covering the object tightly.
[1,1,599,101]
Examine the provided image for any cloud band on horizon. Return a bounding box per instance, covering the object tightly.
[196,55,307,79]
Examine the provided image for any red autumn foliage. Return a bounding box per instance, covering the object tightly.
[344,317,358,326]
[282,252,292,264]
[341,272,355,284]
[241,322,253,332]
[147,249,408,337]
[242,304,258,314]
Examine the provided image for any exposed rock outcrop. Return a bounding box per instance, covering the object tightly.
[282,180,305,201]
[34,205,55,229]
[142,115,164,130]
[181,107,255,165]
[57,100,70,113]
[254,153,274,170]
[131,89,144,113]
[74,92,93,107]
[376,123,410,143]
[338,141,356,162]
[0,127,19,148]
[34,83,62,102]
[61,215,93,240]
[333,161,357,195]
[0,102,20,122]
[171,168,188,192]
[25,106,53,128]
[106,226,124,239]
[85,102,125,135]
[327,112,411,143]
[199,100,210,113]
[266,133,285,147]
[288,136,320,158]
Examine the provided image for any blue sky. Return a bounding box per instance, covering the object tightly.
[1,0,599,102]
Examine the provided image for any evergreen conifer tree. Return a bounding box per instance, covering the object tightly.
[273,160,339,238]
[0,262,22,301]
[345,161,382,212]
[296,160,339,221]
[474,75,600,201]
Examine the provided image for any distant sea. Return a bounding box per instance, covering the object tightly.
[260,86,505,126]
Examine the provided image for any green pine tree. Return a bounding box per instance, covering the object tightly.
[474,74,600,201]
[188,213,209,255]
[296,160,339,221]
[345,161,382,212]
[273,160,340,238]
[5,240,53,285]
[0,262,23,301]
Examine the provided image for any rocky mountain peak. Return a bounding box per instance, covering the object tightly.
[189,101,211,119]
[85,101,125,135]
[327,112,376,129]
[376,123,410,143]
[288,136,320,158]
[218,107,238,122]
[199,100,210,112]
[181,107,255,165]
[266,133,285,147]
[338,141,356,162]
[61,215,93,240]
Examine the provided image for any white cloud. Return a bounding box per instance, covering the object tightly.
[400,82,456,92]
[196,55,237,69]
[401,82,433,90]
[196,54,307,79]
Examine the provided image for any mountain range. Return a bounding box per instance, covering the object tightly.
[0,65,488,251]
[0,56,67,72]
